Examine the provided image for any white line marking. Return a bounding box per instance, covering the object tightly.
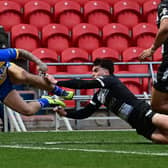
[0,145,168,156]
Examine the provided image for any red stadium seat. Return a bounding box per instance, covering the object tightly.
[92,47,120,72]
[61,47,89,62]
[121,78,142,94]
[122,47,148,73]
[11,24,40,51]
[153,47,162,61]
[9,0,29,7]
[96,0,118,6]
[0,1,22,31]
[72,23,101,54]
[74,0,89,6]
[24,0,53,30]
[132,23,157,49]
[113,0,141,29]
[43,0,59,6]
[122,47,144,62]
[117,71,142,94]
[42,23,70,54]
[102,23,131,54]
[30,48,58,74]
[61,47,90,74]
[134,0,149,5]
[143,0,160,25]
[54,0,82,29]
[84,1,111,29]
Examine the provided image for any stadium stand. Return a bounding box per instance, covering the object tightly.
[9,0,30,7]
[102,23,131,54]
[122,47,151,92]
[92,47,120,72]
[84,1,112,29]
[132,22,157,49]
[72,23,101,54]
[116,70,142,94]
[61,47,90,74]
[113,0,142,29]
[54,0,83,30]
[11,24,40,51]
[24,0,53,31]
[134,0,149,5]
[42,23,70,54]
[30,48,58,74]
[143,0,160,25]
[153,47,162,61]
[122,46,149,72]
[0,1,23,31]
[1,0,160,131]
[97,0,118,6]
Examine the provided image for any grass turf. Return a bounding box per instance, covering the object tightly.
[0,130,168,168]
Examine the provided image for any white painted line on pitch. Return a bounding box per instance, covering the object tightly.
[0,145,168,156]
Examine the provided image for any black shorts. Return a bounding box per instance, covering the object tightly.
[153,56,168,92]
[128,102,156,140]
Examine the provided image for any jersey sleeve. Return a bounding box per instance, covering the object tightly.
[66,93,101,119]
[95,75,120,88]
[57,79,102,89]
[0,48,18,61]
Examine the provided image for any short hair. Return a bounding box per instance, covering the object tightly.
[93,58,114,74]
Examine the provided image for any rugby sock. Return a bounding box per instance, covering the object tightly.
[52,85,68,96]
[38,98,49,108]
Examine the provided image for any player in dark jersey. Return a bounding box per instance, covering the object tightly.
[53,58,168,143]
[0,26,73,116]
[139,0,168,114]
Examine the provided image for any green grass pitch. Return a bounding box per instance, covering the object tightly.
[0,130,168,168]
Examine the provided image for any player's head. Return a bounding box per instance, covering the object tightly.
[92,58,114,78]
[0,26,9,48]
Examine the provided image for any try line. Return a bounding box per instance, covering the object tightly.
[0,144,168,156]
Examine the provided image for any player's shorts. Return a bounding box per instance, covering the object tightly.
[0,77,13,102]
[128,102,156,140]
[153,56,168,92]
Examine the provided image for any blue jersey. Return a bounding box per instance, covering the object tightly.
[0,48,19,85]
[0,48,18,62]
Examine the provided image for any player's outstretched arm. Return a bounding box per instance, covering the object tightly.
[18,49,47,72]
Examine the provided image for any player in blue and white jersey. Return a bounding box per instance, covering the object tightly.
[0,26,74,116]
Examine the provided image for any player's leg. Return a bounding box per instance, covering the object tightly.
[8,63,74,99]
[151,55,168,114]
[151,87,168,114]
[3,90,66,116]
[151,113,168,130]
[151,129,168,144]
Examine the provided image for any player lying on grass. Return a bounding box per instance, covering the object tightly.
[0,26,73,116]
[52,58,168,144]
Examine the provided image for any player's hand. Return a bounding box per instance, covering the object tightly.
[53,107,67,116]
[138,48,154,61]
[44,74,58,84]
[37,63,48,72]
